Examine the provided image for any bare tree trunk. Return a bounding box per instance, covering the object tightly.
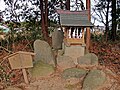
[66,0,70,10]
[105,0,110,42]
[111,0,117,41]
[45,0,49,42]
[40,0,49,42]
[40,0,45,38]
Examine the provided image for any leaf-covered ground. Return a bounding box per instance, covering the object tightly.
[90,41,120,74]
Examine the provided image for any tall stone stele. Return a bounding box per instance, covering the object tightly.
[34,39,54,65]
[52,28,64,50]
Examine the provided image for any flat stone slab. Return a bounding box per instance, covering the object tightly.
[62,68,87,79]
[77,53,98,66]
[64,45,85,61]
[29,61,54,79]
[82,69,106,90]
[57,56,76,70]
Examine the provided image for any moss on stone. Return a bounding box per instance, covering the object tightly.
[29,61,54,78]
[82,70,106,90]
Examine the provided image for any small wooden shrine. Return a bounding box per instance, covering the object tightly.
[57,10,93,46]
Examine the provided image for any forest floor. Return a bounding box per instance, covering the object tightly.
[90,40,120,74]
[0,40,120,90]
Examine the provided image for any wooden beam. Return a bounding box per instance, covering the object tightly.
[86,0,91,50]
[86,27,91,50]
[86,0,91,20]
[82,28,85,44]
[22,68,29,84]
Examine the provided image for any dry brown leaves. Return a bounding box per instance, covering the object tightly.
[90,41,120,76]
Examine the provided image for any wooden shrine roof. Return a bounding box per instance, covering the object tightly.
[57,10,93,27]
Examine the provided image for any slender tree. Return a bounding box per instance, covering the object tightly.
[66,0,70,10]
[116,0,120,30]
[40,0,49,42]
[111,0,117,41]
[92,0,111,41]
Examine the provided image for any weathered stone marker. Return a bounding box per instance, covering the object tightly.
[52,29,64,68]
[34,39,54,65]
[5,51,35,84]
[77,53,98,66]
[52,29,64,50]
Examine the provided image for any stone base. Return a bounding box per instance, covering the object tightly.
[64,44,85,64]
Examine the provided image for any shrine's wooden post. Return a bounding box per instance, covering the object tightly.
[86,0,91,50]
[82,28,85,44]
